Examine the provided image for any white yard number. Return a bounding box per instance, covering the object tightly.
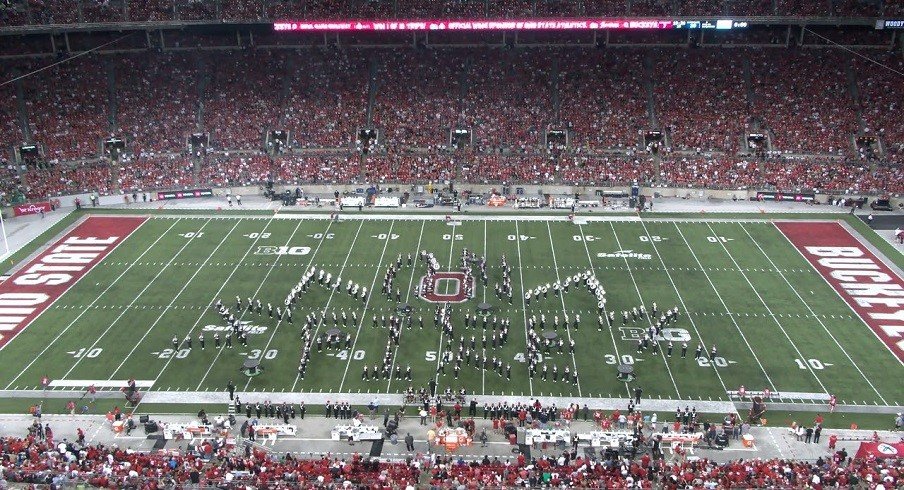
[247,233,271,239]
[337,349,365,360]
[425,351,437,362]
[375,233,399,240]
[312,233,335,239]
[507,235,531,241]
[707,236,730,243]
[573,235,597,241]
[442,234,463,241]
[180,232,204,238]
[604,354,634,365]
[639,235,663,242]
[72,347,102,358]
[158,348,190,359]
[698,356,729,368]
[249,349,278,360]
[795,358,825,370]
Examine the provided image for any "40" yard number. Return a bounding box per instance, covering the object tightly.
[336,349,365,360]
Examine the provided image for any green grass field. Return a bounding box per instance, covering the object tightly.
[1,213,901,412]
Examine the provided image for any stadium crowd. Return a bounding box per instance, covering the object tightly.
[0,40,901,204]
[1,430,902,488]
[9,150,903,203]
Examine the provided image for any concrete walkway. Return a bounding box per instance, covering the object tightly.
[3,412,900,465]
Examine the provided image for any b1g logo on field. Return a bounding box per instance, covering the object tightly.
[254,246,311,256]
[420,272,472,303]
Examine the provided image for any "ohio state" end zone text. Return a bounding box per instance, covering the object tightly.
[0,216,146,349]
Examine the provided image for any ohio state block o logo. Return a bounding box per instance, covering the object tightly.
[419,272,472,303]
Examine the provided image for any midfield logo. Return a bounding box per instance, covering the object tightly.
[203,321,267,335]
[254,246,311,256]
[597,250,652,260]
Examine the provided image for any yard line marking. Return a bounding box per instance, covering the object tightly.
[742,223,887,404]
[673,223,777,391]
[544,221,582,397]
[637,220,731,397]
[704,223,829,394]
[607,222,681,398]
[338,221,396,392]
[385,220,425,395]
[132,217,284,411]
[106,219,243,379]
[432,222,457,392]
[289,220,365,392]
[513,221,535,397]
[4,218,178,389]
[60,219,213,380]
[706,223,828,393]
[576,225,629,397]
[482,219,487,395]
[196,218,308,389]
[241,219,333,392]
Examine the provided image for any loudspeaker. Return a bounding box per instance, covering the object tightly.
[144,422,158,434]
[139,415,150,424]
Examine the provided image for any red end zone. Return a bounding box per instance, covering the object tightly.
[776,221,904,363]
[0,216,146,350]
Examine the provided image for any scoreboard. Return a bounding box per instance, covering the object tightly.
[274,18,750,32]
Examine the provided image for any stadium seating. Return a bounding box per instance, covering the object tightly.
[21,161,112,198]
[280,50,368,149]
[117,155,196,192]
[114,53,201,156]
[0,69,23,153]
[854,52,904,160]
[652,50,747,153]
[558,49,649,152]
[461,50,552,152]
[657,157,762,189]
[198,154,271,187]
[201,51,287,151]
[0,433,900,487]
[0,45,901,199]
[749,50,858,155]
[21,56,109,162]
[369,50,463,151]
[364,153,457,183]
[274,154,361,184]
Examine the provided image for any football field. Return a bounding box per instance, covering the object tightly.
[0,213,901,412]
